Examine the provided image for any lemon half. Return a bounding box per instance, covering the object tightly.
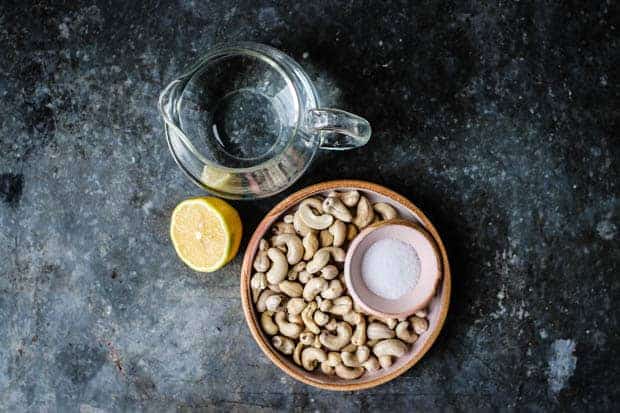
[170,197,242,272]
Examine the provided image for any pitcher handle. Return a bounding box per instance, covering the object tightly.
[306,108,372,150]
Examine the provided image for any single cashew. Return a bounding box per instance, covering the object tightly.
[362,356,380,372]
[378,355,393,369]
[259,239,269,251]
[272,335,295,355]
[322,196,353,222]
[283,214,294,224]
[319,321,353,351]
[328,220,347,247]
[260,311,278,336]
[298,197,333,230]
[340,190,360,207]
[251,272,267,302]
[274,311,302,339]
[327,296,353,316]
[353,196,375,229]
[302,277,328,301]
[306,249,330,274]
[253,251,270,272]
[369,316,398,330]
[301,302,320,334]
[319,299,333,312]
[286,298,306,315]
[373,202,398,220]
[414,308,428,318]
[320,265,339,280]
[267,283,281,293]
[266,248,288,284]
[299,331,315,346]
[301,347,327,371]
[293,342,304,366]
[314,310,329,326]
[271,233,304,265]
[321,246,346,262]
[302,232,319,261]
[272,221,295,235]
[278,280,303,298]
[351,318,367,346]
[342,345,370,367]
[410,316,429,335]
[342,311,363,325]
[288,313,302,324]
[265,294,285,312]
[319,229,333,247]
[320,351,341,375]
[373,339,408,358]
[321,279,344,299]
[256,289,277,312]
[335,364,364,380]
[298,270,312,284]
[367,322,396,340]
[395,321,419,344]
[293,209,314,236]
[346,224,358,241]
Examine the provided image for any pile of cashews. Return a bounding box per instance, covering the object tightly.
[251,190,431,380]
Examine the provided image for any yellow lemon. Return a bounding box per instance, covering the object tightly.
[170,197,242,272]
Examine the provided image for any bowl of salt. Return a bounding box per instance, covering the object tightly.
[344,219,442,319]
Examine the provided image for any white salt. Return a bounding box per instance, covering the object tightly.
[361,238,420,300]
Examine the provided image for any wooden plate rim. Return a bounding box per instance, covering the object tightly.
[240,179,451,391]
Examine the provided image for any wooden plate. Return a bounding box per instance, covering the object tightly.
[240,180,451,391]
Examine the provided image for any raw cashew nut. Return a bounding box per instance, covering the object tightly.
[395,321,419,344]
[319,229,334,247]
[293,342,304,366]
[335,364,364,380]
[256,289,277,312]
[351,318,367,346]
[301,302,320,334]
[299,331,315,346]
[415,309,428,318]
[293,209,314,236]
[298,270,312,284]
[321,279,344,299]
[272,335,295,355]
[342,311,363,325]
[322,197,353,222]
[378,355,393,369]
[266,248,288,284]
[325,318,338,331]
[298,198,333,230]
[341,343,357,353]
[278,281,303,298]
[327,296,353,316]
[259,239,269,251]
[321,352,341,375]
[319,299,333,313]
[372,339,408,358]
[320,265,339,280]
[260,311,278,336]
[369,316,398,330]
[319,321,353,351]
[265,294,284,312]
[306,249,330,274]
[328,220,347,247]
[322,246,346,262]
[410,316,429,335]
[301,347,327,371]
[288,313,302,324]
[286,297,306,315]
[367,322,396,340]
[340,190,360,207]
[253,251,270,272]
[341,345,370,367]
[362,356,380,372]
[302,232,319,261]
[271,233,304,265]
[353,196,375,229]
[283,214,294,224]
[302,277,328,301]
[272,221,295,235]
[346,224,358,241]
[373,202,398,220]
[274,311,303,339]
[314,310,329,326]
[251,272,267,302]
[267,283,281,293]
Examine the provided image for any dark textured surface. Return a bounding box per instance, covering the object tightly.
[0,1,618,411]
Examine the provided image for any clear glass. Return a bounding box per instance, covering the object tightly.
[158,42,371,199]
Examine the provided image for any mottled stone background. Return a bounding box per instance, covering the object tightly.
[0,1,617,411]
